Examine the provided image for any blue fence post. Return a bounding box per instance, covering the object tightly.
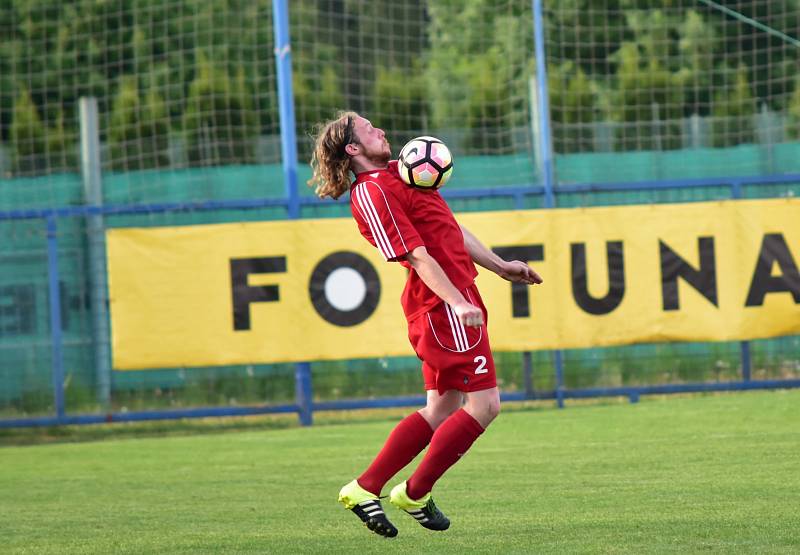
[554,350,565,409]
[273,0,301,222]
[45,214,66,422]
[533,0,565,408]
[295,363,313,425]
[731,180,743,199]
[741,340,752,382]
[522,351,534,398]
[730,179,753,384]
[273,0,312,426]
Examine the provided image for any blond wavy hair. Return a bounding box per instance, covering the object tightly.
[307,111,360,200]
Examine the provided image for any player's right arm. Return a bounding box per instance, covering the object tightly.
[404,246,484,328]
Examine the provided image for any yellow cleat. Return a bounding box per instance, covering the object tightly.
[389,481,450,531]
[338,479,398,538]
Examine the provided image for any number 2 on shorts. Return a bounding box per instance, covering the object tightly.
[473,355,488,374]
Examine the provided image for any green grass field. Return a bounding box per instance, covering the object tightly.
[2,390,799,554]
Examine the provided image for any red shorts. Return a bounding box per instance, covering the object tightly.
[407,284,497,394]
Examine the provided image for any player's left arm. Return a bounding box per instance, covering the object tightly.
[460,224,543,285]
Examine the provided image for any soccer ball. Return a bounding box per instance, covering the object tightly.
[397,136,453,190]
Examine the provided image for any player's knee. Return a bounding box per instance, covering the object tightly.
[482,396,500,424]
[419,403,458,430]
[434,408,458,429]
[465,393,500,427]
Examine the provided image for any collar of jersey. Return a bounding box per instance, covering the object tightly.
[354,165,390,181]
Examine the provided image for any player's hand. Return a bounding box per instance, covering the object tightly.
[499,260,543,285]
[452,300,484,328]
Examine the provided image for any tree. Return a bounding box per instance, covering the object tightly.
[9,87,77,176]
[292,43,345,158]
[548,62,598,153]
[372,64,429,148]
[426,2,532,154]
[463,47,517,152]
[544,0,629,79]
[786,76,800,140]
[182,54,258,166]
[108,76,170,171]
[10,88,46,174]
[708,0,800,111]
[610,13,685,152]
[676,9,716,116]
[45,109,77,174]
[711,64,755,147]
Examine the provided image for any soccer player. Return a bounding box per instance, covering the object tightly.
[308,112,542,537]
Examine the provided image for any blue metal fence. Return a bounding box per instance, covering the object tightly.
[0,0,798,428]
[1,173,799,429]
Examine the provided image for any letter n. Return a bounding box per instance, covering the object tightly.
[660,237,718,311]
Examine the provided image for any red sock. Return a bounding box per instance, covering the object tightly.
[357,411,434,496]
[406,409,484,500]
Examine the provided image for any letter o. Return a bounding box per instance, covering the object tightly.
[309,251,381,326]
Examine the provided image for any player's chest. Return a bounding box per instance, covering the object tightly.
[407,192,459,235]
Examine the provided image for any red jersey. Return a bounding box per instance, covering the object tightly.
[350,160,478,322]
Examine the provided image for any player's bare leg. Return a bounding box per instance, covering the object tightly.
[418,388,463,430]
[462,386,501,428]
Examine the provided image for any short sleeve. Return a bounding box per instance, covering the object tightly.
[351,181,424,261]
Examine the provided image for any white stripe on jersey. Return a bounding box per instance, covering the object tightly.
[354,185,393,259]
[451,304,469,351]
[353,183,393,258]
[427,295,483,353]
[353,181,411,260]
[444,303,468,352]
[353,183,395,260]
[369,183,410,253]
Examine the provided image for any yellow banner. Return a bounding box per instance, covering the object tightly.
[107,198,800,369]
